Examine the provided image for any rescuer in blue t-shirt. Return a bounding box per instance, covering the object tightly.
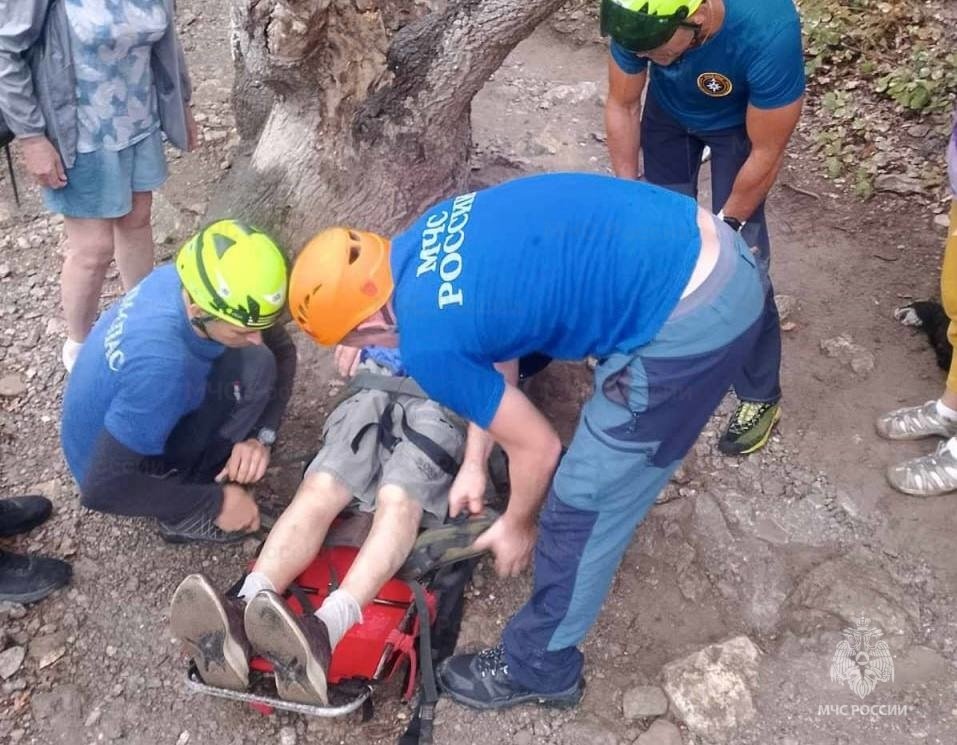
[602,0,805,455]
[287,172,768,711]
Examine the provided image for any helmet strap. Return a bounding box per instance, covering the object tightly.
[190,314,215,339]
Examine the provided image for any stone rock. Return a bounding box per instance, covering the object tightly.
[786,550,919,647]
[0,263,10,278]
[0,645,26,679]
[636,720,683,745]
[819,335,875,377]
[623,685,669,720]
[690,494,791,632]
[907,124,930,138]
[662,636,762,742]
[874,173,925,195]
[774,294,797,322]
[0,602,27,620]
[152,191,185,245]
[561,716,619,745]
[0,374,27,397]
[544,81,600,107]
[512,729,533,745]
[279,726,296,745]
[84,707,102,727]
[29,630,68,669]
[176,732,190,745]
[935,212,951,228]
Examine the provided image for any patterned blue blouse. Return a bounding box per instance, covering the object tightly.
[64,0,170,153]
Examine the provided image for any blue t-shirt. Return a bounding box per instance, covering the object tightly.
[610,0,805,131]
[62,265,225,484]
[391,172,701,429]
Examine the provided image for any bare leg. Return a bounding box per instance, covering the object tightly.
[113,191,155,290]
[340,484,422,607]
[61,217,115,342]
[253,472,352,593]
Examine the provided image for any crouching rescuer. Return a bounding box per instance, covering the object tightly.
[60,220,296,543]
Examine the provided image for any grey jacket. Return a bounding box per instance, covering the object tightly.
[0,0,192,168]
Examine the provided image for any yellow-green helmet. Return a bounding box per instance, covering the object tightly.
[176,219,288,329]
[600,0,705,53]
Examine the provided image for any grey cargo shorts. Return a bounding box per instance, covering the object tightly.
[306,389,466,525]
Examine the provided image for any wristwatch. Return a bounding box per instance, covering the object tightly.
[255,428,277,447]
[717,209,746,233]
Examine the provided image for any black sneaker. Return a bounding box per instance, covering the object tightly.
[170,574,251,690]
[717,400,781,456]
[0,549,72,604]
[244,590,332,705]
[436,645,584,711]
[158,510,248,544]
[0,495,53,537]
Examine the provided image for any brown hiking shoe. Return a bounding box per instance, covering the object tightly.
[170,574,250,690]
[244,590,332,705]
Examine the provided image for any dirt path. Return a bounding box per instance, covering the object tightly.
[0,5,954,745]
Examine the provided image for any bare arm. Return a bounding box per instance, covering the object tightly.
[449,359,519,517]
[604,60,647,180]
[471,383,562,576]
[721,98,803,222]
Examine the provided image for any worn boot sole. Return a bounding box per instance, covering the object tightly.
[244,591,329,705]
[170,574,249,691]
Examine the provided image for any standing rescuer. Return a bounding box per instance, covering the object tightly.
[287,172,767,709]
[602,0,805,455]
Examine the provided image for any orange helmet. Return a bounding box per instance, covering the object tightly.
[289,227,394,345]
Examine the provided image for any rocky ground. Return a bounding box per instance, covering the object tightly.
[1,2,956,745]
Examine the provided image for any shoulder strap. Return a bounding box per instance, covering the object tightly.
[347,371,430,399]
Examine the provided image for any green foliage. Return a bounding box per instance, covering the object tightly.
[796,0,956,196]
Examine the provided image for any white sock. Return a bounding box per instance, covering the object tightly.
[237,571,276,602]
[946,438,957,459]
[315,589,363,649]
[62,338,83,373]
[936,399,957,421]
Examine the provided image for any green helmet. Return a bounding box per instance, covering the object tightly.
[600,0,705,53]
[176,219,288,329]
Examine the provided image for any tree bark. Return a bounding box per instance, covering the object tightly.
[212,0,567,248]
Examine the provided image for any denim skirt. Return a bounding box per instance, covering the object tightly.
[43,129,168,219]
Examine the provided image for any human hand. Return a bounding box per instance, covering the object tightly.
[185,105,199,151]
[20,136,66,189]
[472,512,537,578]
[334,345,362,377]
[215,483,261,532]
[216,438,271,484]
[448,461,487,518]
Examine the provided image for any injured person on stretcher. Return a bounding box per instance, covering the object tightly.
[170,344,493,706]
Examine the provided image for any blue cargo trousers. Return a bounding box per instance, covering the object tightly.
[501,224,766,693]
[640,93,782,403]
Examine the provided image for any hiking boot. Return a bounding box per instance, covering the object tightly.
[0,495,53,537]
[886,441,957,497]
[170,574,250,690]
[397,512,497,581]
[0,549,71,604]
[718,400,781,456]
[876,400,957,441]
[244,590,331,705]
[158,509,248,545]
[436,645,584,711]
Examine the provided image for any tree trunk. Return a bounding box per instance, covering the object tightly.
[212,0,568,247]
